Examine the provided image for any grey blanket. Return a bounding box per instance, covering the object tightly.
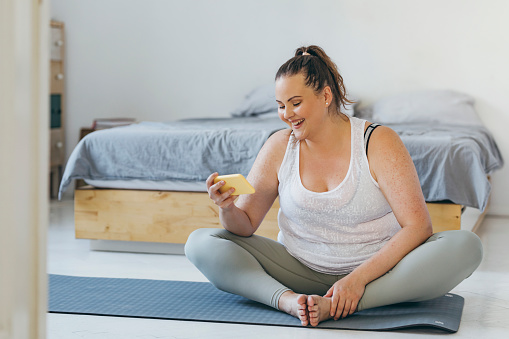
[59,116,503,211]
[390,123,502,211]
[59,116,287,198]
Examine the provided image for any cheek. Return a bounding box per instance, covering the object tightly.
[293,105,306,117]
[278,111,293,127]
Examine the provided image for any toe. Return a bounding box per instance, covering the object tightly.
[308,304,318,312]
[299,312,309,326]
[297,294,308,305]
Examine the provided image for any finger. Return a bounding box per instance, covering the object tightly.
[330,292,339,317]
[210,180,226,195]
[218,194,237,208]
[219,187,235,201]
[324,287,333,298]
[206,172,218,189]
[349,300,358,315]
[223,194,239,205]
[334,297,346,321]
[341,300,351,319]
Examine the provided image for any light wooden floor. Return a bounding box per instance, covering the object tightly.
[47,198,509,339]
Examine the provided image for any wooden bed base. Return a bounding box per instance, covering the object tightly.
[75,186,487,244]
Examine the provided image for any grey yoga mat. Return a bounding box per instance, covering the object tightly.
[48,274,464,332]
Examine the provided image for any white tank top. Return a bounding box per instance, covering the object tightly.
[277,116,401,275]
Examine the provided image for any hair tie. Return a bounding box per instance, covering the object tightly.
[302,52,310,56]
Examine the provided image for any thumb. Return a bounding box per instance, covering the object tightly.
[324,286,333,298]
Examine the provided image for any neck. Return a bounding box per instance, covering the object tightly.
[301,113,350,155]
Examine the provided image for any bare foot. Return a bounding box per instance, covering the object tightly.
[278,291,309,326]
[307,295,333,327]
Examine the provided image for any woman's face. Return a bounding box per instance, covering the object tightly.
[275,73,330,140]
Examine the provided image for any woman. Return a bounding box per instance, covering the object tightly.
[185,45,483,327]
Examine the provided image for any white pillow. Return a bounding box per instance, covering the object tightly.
[232,83,359,118]
[356,90,482,126]
[231,84,277,117]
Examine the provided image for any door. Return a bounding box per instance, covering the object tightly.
[0,0,49,338]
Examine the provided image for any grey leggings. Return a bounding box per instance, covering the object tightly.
[185,228,482,311]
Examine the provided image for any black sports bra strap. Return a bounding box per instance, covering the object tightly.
[364,123,381,155]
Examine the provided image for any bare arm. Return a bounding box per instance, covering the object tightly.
[327,125,433,319]
[207,130,289,237]
[352,126,432,279]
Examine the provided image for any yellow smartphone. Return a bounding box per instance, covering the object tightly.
[213,174,255,195]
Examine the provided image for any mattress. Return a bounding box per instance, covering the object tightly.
[84,178,206,192]
[60,116,503,211]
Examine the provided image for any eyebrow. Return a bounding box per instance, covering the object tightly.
[275,95,302,103]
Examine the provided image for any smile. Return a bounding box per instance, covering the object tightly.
[291,119,305,126]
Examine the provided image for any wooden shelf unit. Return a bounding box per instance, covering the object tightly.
[50,20,65,198]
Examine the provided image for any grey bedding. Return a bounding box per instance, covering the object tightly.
[59,116,287,198]
[390,123,502,211]
[59,116,503,211]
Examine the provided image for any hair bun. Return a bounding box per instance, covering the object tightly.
[278,45,355,115]
[295,47,311,57]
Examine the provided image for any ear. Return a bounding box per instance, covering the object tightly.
[323,85,333,106]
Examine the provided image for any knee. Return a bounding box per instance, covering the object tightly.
[451,230,482,256]
[461,231,483,266]
[441,230,483,271]
[184,228,227,265]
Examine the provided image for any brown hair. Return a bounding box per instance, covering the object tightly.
[275,45,354,116]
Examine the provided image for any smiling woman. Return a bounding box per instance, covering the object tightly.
[185,45,483,327]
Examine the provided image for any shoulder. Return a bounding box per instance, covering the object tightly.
[260,128,292,159]
[269,128,292,144]
[248,128,292,177]
[364,122,402,149]
[365,122,411,180]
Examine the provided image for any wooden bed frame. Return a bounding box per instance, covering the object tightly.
[74,186,488,244]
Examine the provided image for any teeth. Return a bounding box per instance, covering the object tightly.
[292,119,304,126]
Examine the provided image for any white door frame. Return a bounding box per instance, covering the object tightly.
[0,0,49,338]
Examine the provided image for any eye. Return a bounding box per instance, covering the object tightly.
[278,105,285,110]
[293,102,301,107]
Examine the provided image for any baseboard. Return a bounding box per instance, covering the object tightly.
[90,239,185,255]
[461,207,485,233]
[486,204,509,218]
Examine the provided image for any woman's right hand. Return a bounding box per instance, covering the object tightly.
[206,172,238,210]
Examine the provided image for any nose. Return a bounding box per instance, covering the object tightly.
[282,107,293,120]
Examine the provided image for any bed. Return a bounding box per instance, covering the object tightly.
[59,87,504,247]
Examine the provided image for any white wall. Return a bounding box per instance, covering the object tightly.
[51,0,509,215]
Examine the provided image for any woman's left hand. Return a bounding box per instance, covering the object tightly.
[324,274,366,320]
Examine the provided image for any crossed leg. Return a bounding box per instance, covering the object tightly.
[185,228,339,326]
[185,228,482,327]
